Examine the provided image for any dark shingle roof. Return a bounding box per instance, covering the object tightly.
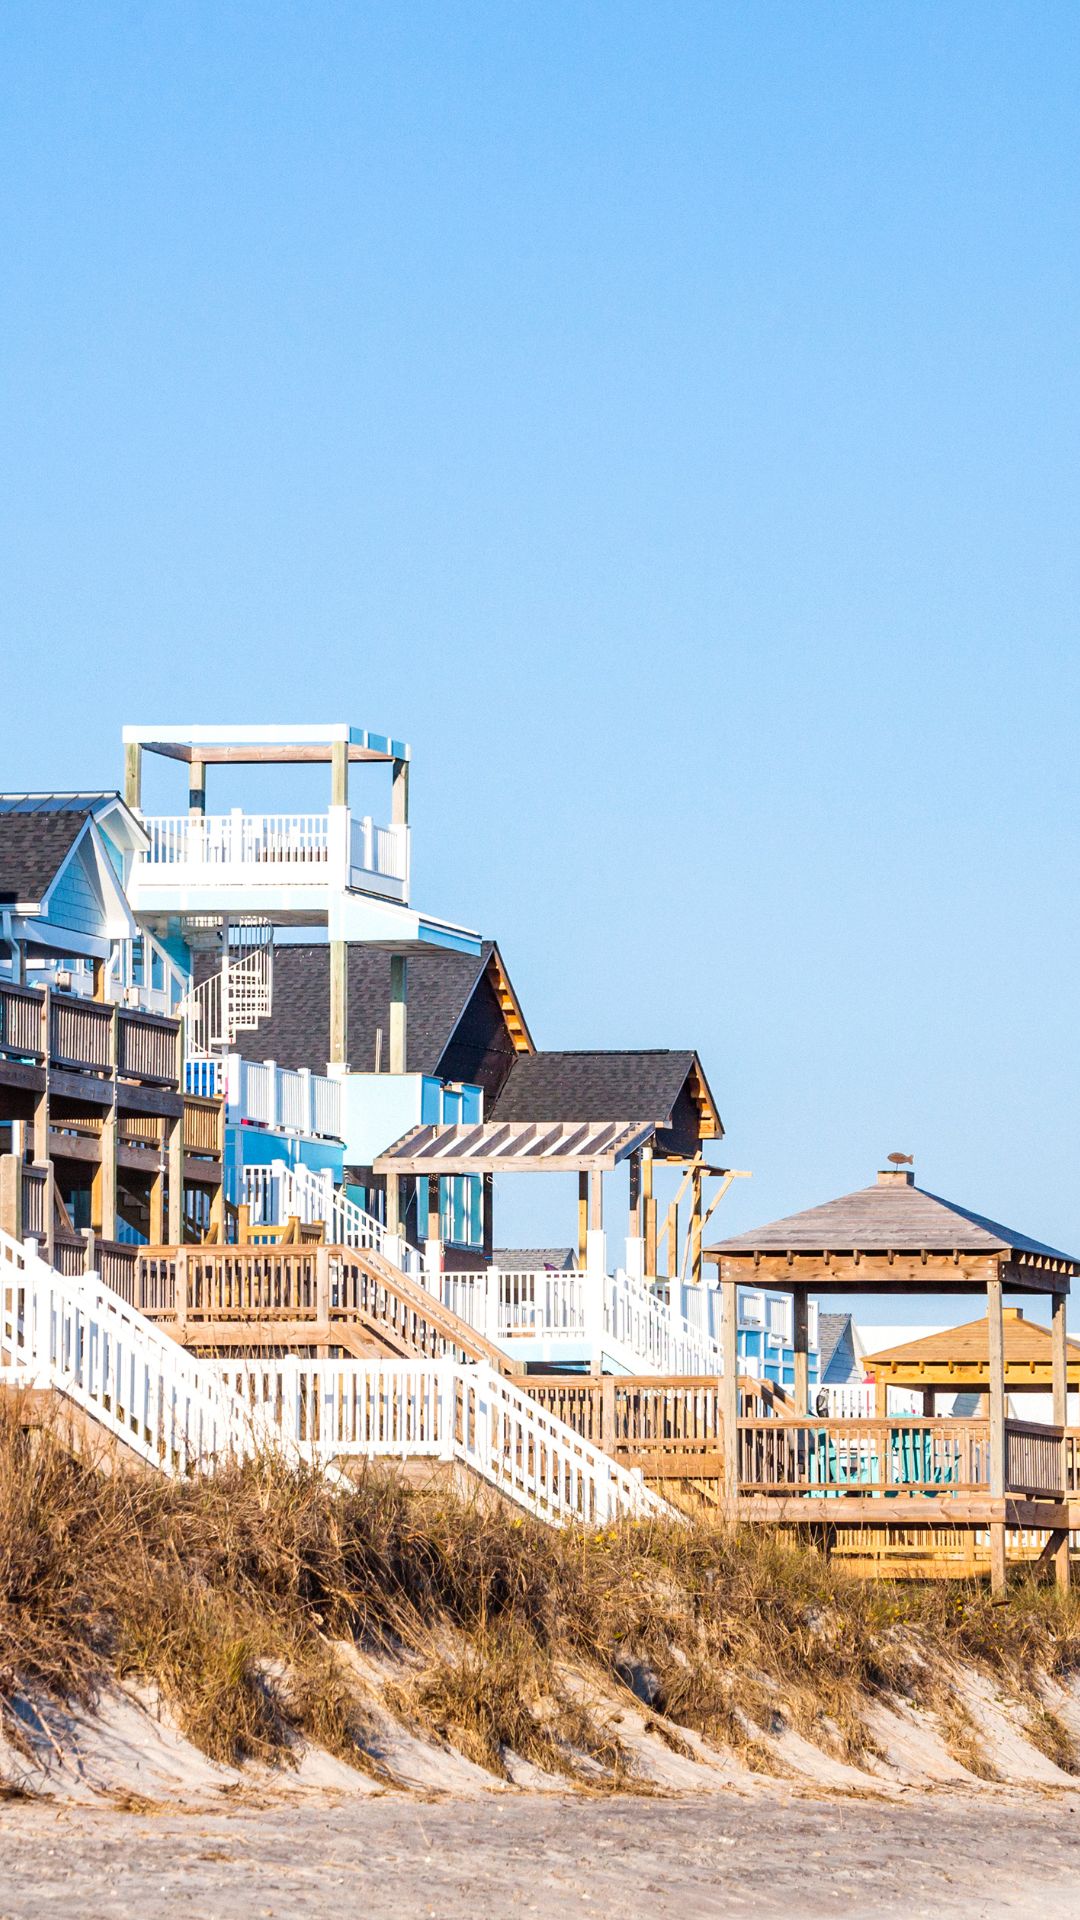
[212,940,495,1076]
[490,1050,700,1125]
[493,1248,577,1272]
[0,810,89,904]
[709,1178,1078,1266]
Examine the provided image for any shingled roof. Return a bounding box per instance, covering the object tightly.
[0,808,91,905]
[489,1049,722,1156]
[709,1173,1078,1266]
[864,1310,1080,1382]
[212,939,521,1084]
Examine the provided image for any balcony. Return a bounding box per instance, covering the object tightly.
[128,806,410,912]
[184,1053,343,1141]
[0,978,180,1089]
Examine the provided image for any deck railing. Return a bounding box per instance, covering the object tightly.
[1004,1421,1065,1500]
[216,1357,664,1526]
[0,981,180,1088]
[191,1056,342,1139]
[134,808,409,901]
[0,983,46,1059]
[733,1415,1064,1501]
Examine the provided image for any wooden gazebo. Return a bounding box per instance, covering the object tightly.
[706,1162,1080,1590]
[865,1309,1080,1414]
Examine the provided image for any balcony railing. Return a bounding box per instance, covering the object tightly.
[184,1053,342,1140]
[0,980,180,1089]
[132,807,409,904]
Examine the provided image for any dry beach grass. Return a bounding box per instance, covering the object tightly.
[4,1392,1080,1794]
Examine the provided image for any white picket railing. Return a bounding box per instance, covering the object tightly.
[0,1228,260,1475]
[136,810,409,901]
[241,1161,425,1282]
[0,1229,662,1525]
[817,1382,923,1419]
[192,1056,342,1138]
[247,1162,725,1377]
[215,1356,666,1525]
[181,945,273,1056]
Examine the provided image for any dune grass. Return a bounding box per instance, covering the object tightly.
[2,1396,1080,1783]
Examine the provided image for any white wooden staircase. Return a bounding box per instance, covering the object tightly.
[0,1230,665,1525]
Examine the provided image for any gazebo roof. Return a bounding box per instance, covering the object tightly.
[864,1309,1080,1389]
[706,1166,1079,1294]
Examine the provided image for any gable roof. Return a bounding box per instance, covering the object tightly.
[489,1049,722,1135]
[216,939,521,1077]
[709,1176,1078,1267]
[493,1248,577,1272]
[817,1311,855,1378]
[0,794,146,908]
[864,1309,1080,1377]
[0,810,89,905]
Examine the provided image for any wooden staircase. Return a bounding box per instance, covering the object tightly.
[111,1239,517,1374]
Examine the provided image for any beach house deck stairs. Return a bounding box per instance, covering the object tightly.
[0,1229,664,1524]
[180,920,274,1057]
[249,1161,727,1381]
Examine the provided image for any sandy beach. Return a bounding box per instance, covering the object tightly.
[2,1787,1079,1920]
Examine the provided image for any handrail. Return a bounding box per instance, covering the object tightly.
[0,1228,261,1475]
[1,1228,663,1525]
[215,1357,666,1526]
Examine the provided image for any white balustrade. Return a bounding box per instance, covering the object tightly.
[0,1229,663,1525]
[138,809,409,902]
[0,1229,264,1476]
[214,1356,665,1526]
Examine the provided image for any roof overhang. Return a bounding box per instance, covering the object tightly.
[123,724,409,765]
[374,1118,657,1176]
[707,1248,1076,1296]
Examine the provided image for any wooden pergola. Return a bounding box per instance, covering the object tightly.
[864,1309,1080,1414]
[706,1163,1080,1591]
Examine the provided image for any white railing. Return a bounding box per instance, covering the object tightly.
[144,812,331,870]
[136,809,409,903]
[241,1161,424,1281]
[349,814,409,885]
[180,945,273,1057]
[215,1357,666,1526]
[205,1057,342,1138]
[0,1228,260,1476]
[816,1382,924,1419]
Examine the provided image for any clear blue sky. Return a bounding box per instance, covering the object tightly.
[3,4,1079,1317]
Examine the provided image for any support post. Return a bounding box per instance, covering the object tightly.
[166,1114,184,1244]
[0,1155,21,1241]
[720,1273,739,1527]
[641,1146,655,1279]
[188,757,206,816]
[690,1161,703,1287]
[1051,1290,1071,1592]
[330,739,349,809]
[987,1267,1007,1596]
[329,939,348,1068]
[124,741,142,810]
[34,986,50,1163]
[389,955,407,1074]
[482,1170,494,1267]
[391,757,409,825]
[793,1286,810,1416]
[625,1150,644,1280]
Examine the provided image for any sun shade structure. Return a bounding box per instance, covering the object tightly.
[374,1119,657,1176]
[864,1310,1080,1397]
[706,1167,1080,1295]
[702,1163,1078,1589]
[122,723,409,764]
